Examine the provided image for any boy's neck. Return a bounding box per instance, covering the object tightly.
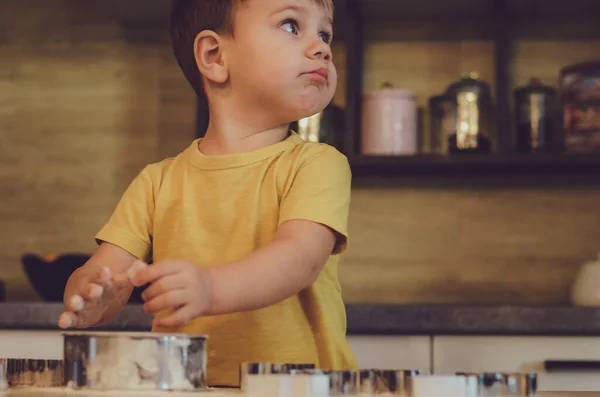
[197,110,291,156]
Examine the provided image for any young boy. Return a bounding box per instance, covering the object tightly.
[58,0,357,387]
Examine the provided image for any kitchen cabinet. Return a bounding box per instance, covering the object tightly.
[0,331,62,359]
[6,329,600,393]
[433,336,600,392]
[346,335,431,371]
[0,330,435,372]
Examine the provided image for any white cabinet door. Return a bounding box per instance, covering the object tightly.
[0,330,63,359]
[0,331,432,372]
[433,336,600,392]
[347,335,431,371]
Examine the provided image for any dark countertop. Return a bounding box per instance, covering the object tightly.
[347,304,600,336]
[2,302,600,336]
[0,302,151,331]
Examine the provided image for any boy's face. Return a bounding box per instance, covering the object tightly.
[226,0,336,124]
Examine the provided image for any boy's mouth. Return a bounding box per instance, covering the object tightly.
[303,67,328,83]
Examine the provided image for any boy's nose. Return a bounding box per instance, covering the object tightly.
[306,40,332,62]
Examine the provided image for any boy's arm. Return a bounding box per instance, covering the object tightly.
[206,218,335,314]
[135,219,335,327]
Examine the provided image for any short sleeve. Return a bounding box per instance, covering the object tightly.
[278,147,352,254]
[95,166,155,260]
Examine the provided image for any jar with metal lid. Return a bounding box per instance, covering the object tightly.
[361,82,419,156]
[514,78,558,154]
[559,61,600,153]
[444,72,494,154]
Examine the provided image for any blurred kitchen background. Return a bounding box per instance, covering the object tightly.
[1,0,600,306]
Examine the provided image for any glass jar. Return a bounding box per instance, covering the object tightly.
[514,78,558,154]
[444,72,494,155]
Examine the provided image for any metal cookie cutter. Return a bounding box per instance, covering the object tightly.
[240,362,316,391]
[2,359,64,388]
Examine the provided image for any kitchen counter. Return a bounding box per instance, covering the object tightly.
[3,302,600,335]
[347,304,600,335]
[0,303,150,331]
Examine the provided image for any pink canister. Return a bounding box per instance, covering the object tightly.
[361,85,418,156]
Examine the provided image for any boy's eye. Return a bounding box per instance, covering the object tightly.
[319,31,332,44]
[281,20,298,35]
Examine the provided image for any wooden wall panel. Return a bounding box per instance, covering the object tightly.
[1,0,599,304]
[0,0,169,299]
[341,187,600,304]
[511,39,600,89]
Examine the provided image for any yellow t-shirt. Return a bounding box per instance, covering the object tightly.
[95,132,358,386]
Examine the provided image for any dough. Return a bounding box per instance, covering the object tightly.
[86,336,194,391]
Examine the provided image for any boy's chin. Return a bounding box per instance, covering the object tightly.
[288,94,331,118]
[288,104,329,123]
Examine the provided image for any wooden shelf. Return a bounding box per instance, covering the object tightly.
[337,0,600,184]
[349,153,600,178]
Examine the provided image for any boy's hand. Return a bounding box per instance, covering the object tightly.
[58,266,132,329]
[130,260,213,328]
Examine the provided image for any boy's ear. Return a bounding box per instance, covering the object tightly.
[193,30,228,84]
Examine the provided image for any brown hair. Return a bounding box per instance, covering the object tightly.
[170,0,333,98]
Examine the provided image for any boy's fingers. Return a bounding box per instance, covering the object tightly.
[141,274,185,302]
[143,290,186,315]
[58,312,78,329]
[132,261,178,287]
[94,267,111,286]
[86,283,104,300]
[68,294,84,312]
[154,305,194,328]
[128,260,148,285]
